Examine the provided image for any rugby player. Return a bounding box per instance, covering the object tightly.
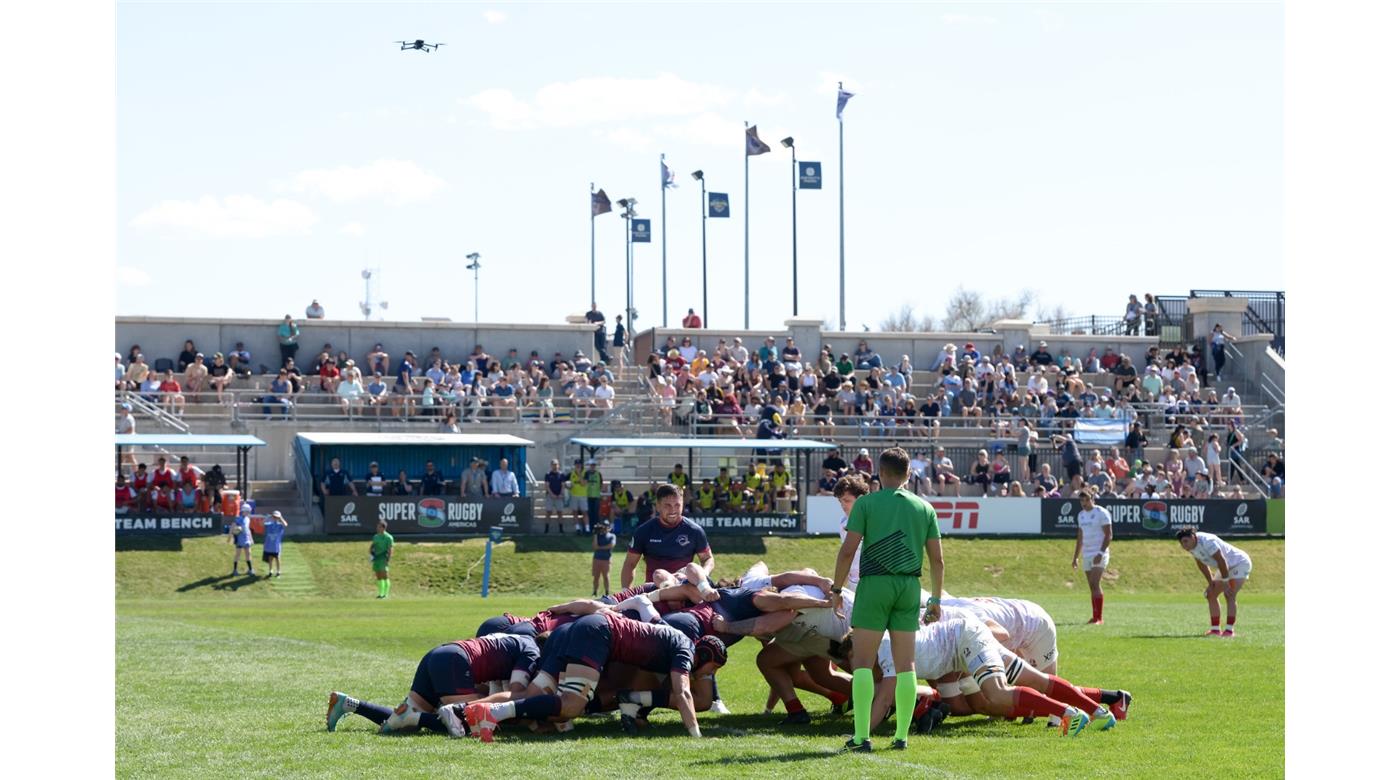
[455,611,727,741]
[369,520,393,599]
[832,446,944,752]
[941,594,1060,674]
[619,484,714,589]
[325,633,539,734]
[1071,489,1111,624]
[1177,526,1252,636]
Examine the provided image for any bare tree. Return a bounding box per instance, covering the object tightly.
[878,303,939,332]
[940,287,1036,331]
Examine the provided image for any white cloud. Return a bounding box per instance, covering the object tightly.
[340,222,366,237]
[279,159,445,206]
[942,13,998,25]
[131,195,317,239]
[116,266,151,287]
[464,73,736,130]
[653,112,742,148]
[601,127,654,149]
[743,87,788,108]
[483,10,507,24]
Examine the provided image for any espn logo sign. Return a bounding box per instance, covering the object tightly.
[930,501,979,530]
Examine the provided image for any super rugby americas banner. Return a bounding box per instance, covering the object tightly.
[1040,498,1268,537]
[689,513,803,533]
[115,513,225,536]
[325,496,533,535]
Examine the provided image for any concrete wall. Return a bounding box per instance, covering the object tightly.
[117,316,602,373]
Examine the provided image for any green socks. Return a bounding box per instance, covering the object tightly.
[384,579,390,597]
[894,671,917,741]
[376,579,390,598]
[852,667,874,742]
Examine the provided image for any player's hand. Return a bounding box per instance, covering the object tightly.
[923,603,941,624]
[712,614,728,633]
[1070,558,1078,570]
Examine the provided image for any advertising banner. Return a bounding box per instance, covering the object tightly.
[806,495,1039,536]
[115,513,226,536]
[1267,499,1285,535]
[798,162,822,189]
[689,513,803,533]
[325,496,533,535]
[1040,498,1268,537]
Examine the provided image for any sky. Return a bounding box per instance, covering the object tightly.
[116,1,1284,331]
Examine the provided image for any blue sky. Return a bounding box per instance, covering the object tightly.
[116,1,1283,330]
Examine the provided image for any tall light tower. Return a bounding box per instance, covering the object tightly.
[465,253,482,323]
[359,268,388,320]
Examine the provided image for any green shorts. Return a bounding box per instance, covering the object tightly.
[850,575,922,633]
[372,558,390,573]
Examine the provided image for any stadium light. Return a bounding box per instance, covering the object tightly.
[465,253,482,323]
[691,170,703,181]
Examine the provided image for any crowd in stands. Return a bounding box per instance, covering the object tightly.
[316,456,523,503]
[114,455,231,514]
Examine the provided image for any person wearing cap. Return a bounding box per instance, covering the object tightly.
[229,502,256,576]
[1030,341,1054,367]
[227,341,253,376]
[567,459,590,534]
[261,510,288,578]
[208,352,233,403]
[960,342,980,363]
[183,351,210,402]
[306,299,325,319]
[852,447,875,476]
[459,458,488,500]
[584,459,604,534]
[363,462,387,496]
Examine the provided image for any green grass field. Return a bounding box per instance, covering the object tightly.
[117,536,1284,779]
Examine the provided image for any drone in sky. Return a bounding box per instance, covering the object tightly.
[396,39,444,53]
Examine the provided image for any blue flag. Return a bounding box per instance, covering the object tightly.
[661,159,677,189]
[631,218,652,243]
[745,125,771,156]
[592,189,611,217]
[708,192,730,218]
[798,161,822,189]
[836,88,855,119]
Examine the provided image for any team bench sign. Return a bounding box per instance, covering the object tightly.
[687,513,804,533]
[114,513,226,536]
[325,496,533,535]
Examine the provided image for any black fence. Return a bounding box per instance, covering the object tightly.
[1190,290,1284,355]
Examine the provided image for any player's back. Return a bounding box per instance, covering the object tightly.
[851,488,936,578]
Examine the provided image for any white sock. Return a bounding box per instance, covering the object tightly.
[619,702,641,718]
[345,697,360,712]
[487,701,516,721]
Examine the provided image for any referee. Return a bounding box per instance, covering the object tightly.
[831,446,944,753]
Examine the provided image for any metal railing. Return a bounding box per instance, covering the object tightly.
[120,390,191,433]
[1190,290,1284,355]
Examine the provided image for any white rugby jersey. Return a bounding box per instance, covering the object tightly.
[1189,532,1251,571]
[1078,506,1113,553]
[877,618,976,680]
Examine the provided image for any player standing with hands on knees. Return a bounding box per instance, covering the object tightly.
[832,447,944,753]
[1177,527,1252,636]
[1072,489,1112,624]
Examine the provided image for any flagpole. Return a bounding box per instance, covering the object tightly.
[661,154,669,329]
[838,84,846,332]
[744,121,751,329]
[700,177,709,327]
[590,182,597,307]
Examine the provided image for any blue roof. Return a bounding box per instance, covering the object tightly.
[570,437,835,451]
[115,434,267,448]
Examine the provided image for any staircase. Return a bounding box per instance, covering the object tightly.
[249,480,316,535]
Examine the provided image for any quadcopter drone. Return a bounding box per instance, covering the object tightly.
[396,39,444,52]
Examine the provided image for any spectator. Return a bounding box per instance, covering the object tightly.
[125,353,152,393]
[682,308,702,328]
[1205,432,1225,488]
[116,402,136,435]
[1112,355,1138,394]
[613,314,628,366]
[261,511,288,578]
[817,468,839,495]
[306,299,325,319]
[541,459,568,533]
[115,352,127,390]
[438,412,460,433]
[317,353,341,394]
[781,337,802,371]
[591,518,616,596]
[277,315,300,364]
[229,503,255,576]
[262,369,295,419]
[594,375,616,414]
[364,462,387,496]
[137,373,162,412]
[322,457,356,497]
[206,353,233,403]
[1183,447,1208,492]
[1029,341,1054,367]
[115,473,138,513]
[1052,432,1083,481]
[457,458,487,499]
[1034,463,1059,495]
[584,459,604,532]
[419,461,445,496]
[227,341,253,377]
[610,479,635,532]
[852,447,874,476]
[421,378,439,418]
[1209,323,1236,380]
[968,449,992,496]
[1086,461,1113,495]
[1125,421,1147,465]
[177,340,200,372]
[822,447,848,475]
[853,339,881,369]
[961,341,981,363]
[1123,294,1143,335]
[390,469,414,496]
[183,353,209,402]
[991,450,1013,491]
[1225,421,1249,484]
[932,446,960,496]
[491,458,520,497]
[1262,453,1285,497]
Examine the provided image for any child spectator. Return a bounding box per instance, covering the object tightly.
[262,510,287,578]
[591,520,616,597]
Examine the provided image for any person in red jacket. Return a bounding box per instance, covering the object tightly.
[682,308,702,328]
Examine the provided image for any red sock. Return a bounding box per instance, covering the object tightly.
[1046,676,1100,713]
[824,691,849,706]
[1210,616,1220,628]
[1091,594,1104,621]
[784,698,805,714]
[1226,617,1236,630]
[1079,687,1104,702]
[1010,687,1071,719]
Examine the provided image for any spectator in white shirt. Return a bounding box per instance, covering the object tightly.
[336,375,364,416]
[491,459,520,497]
[594,376,616,411]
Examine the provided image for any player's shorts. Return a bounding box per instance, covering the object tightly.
[475,615,520,637]
[409,643,476,708]
[957,623,1006,684]
[1018,604,1059,670]
[235,542,252,550]
[372,557,390,573]
[262,551,279,562]
[772,620,833,659]
[1228,559,1252,582]
[536,621,577,680]
[561,614,611,671]
[661,611,705,642]
[544,493,567,513]
[1081,549,1109,572]
[851,575,922,633]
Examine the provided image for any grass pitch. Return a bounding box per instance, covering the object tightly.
[117,536,1283,779]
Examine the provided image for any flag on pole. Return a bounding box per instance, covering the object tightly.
[836,88,855,119]
[591,189,611,217]
[745,125,771,156]
[661,159,677,189]
[631,218,652,243]
[708,192,730,218]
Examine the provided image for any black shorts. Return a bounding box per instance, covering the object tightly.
[993,473,1011,485]
[662,612,705,642]
[561,614,612,671]
[475,615,515,637]
[409,643,476,708]
[262,551,280,562]
[537,621,578,679]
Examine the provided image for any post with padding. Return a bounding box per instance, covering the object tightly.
[482,526,504,598]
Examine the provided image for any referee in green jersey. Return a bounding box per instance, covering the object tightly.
[831,446,944,752]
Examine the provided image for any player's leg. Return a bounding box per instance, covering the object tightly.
[1085,565,1105,624]
[847,626,884,747]
[757,642,812,723]
[887,627,918,745]
[977,671,1088,736]
[602,560,611,595]
[1204,578,1224,635]
[1223,577,1245,636]
[592,558,603,596]
[1001,650,1115,729]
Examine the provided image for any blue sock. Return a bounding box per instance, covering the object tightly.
[516,694,563,720]
[351,700,393,725]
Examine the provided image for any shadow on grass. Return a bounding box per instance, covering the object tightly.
[176,572,263,592]
[115,536,186,552]
[1129,634,1208,640]
[692,749,838,766]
